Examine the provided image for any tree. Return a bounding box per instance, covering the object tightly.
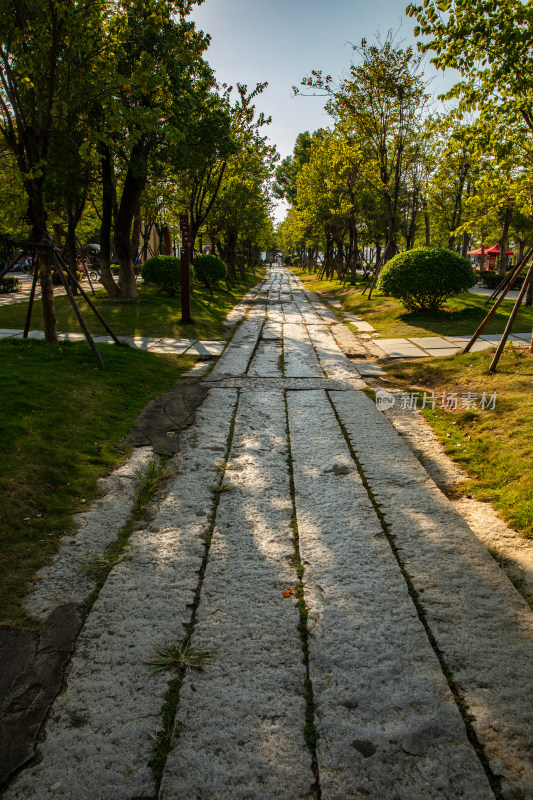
[90,0,212,299]
[407,0,533,133]
[0,0,104,341]
[297,34,428,262]
[273,130,326,205]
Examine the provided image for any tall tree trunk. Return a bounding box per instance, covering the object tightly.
[461,231,470,258]
[99,146,120,298]
[66,210,79,294]
[114,137,151,300]
[130,197,142,263]
[498,207,512,276]
[28,183,57,343]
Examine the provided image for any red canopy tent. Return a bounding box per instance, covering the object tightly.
[485,245,514,256]
[467,245,514,269]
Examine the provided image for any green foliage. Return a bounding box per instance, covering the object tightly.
[378,247,476,311]
[0,276,21,293]
[475,269,501,289]
[192,253,227,286]
[141,255,193,297]
[284,255,292,265]
[292,255,300,266]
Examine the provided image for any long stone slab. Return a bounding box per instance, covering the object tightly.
[283,322,324,378]
[409,336,460,349]
[209,317,264,378]
[374,338,428,358]
[5,390,239,800]
[160,390,313,799]
[287,389,492,800]
[331,390,533,800]
[307,324,366,384]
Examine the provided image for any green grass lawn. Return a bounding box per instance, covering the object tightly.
[295,269,533,339]
[383,347,533,541]
[0,339,198,628]
[0,272,263,340]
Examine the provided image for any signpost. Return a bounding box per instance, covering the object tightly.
[179,214,192,323]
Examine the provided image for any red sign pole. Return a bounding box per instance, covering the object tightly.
[179,214,192,323]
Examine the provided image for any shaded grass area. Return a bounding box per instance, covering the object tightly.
[294,269,533,339]
[383,347,533,539]
[0,339,195,628]
[0,272,263,340]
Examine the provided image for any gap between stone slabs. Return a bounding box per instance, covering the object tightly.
[286,388,492,800]
[159,390,315,800]
[330,389,533,800]
[3,389,239,800]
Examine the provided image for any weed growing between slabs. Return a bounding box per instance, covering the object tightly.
[293,268,533,339]
[83,458,169,610]
[147,392,240,784]
[284,393,321,799]
[0,339,195,627]
[0,271,264,340]
[383,348,533,540]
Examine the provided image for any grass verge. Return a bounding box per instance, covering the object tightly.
[0,339,195,628]
[382,347,533,539]
[0,271,264,341]
[294,268,533,339]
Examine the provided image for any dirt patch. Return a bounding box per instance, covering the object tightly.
[0,603,86,791]
[123,377,209,455]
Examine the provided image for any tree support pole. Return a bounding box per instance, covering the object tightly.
[0,250,26,281]
[23,258,40,338]
[462,244,533,354]
[53,249,122,346]
[488,263,533,373]
[51,250,104,368]
[486,259,525,305]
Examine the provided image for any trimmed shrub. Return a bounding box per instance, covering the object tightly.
[284,255,292,265]
[378,246,476,312]
[0,276,21,293]
[141,255,194,296]
[51,269,82,286]
[292,255,300,266]
[192,253,227,287]
[475,269,501,290]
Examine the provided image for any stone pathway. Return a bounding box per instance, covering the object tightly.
[3,267,532,800]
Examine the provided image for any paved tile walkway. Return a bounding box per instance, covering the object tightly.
[5,266,532,800]
[0,328,226,356]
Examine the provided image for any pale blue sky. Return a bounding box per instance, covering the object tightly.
[191,0,454,220]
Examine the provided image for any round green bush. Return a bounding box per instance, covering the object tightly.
[0,276,21,293]
[292,255,300,266]
[475,269,501,290]
[141,255,194,296]
[283,255,292,265]
[192,253,227,287]
[378,247,476,311]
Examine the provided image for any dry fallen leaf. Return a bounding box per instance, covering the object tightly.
[283,588,294,598]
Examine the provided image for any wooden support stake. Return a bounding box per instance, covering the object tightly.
[462,244,533,354]
[488,263,533,373]
[0,250,26,281]
[54,249,122,346]
[52,251,105,368]
[23,257,40,338]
